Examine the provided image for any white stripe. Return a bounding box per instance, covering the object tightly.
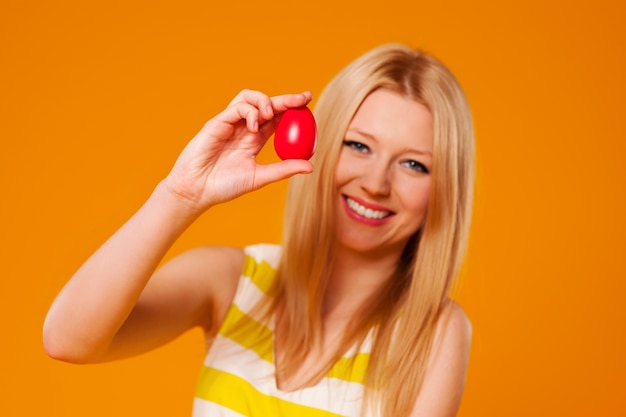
[202,336,365,416]
[193,397,247,417]
[231,274,274,330]
[244,244,282,269]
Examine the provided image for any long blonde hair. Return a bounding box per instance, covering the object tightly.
[273,44,474,416]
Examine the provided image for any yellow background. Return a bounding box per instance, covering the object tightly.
[1,0,624,415]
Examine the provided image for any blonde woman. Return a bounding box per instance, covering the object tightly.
[44,44,475,417]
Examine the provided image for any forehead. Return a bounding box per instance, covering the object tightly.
[348,89,433,151]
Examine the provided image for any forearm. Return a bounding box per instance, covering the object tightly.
[43,90,313,363]
[43,181,201,363]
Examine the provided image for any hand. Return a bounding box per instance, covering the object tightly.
[162,90,314,214]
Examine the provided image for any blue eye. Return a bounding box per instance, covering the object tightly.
[343,140,370,153]
[403,160,430,174]
[343,140,369,152]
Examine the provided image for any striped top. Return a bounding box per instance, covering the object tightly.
[193,244,373,417]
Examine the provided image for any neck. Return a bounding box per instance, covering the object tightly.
[323,246,401,320]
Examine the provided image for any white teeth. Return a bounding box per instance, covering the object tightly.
[346,198,390,219]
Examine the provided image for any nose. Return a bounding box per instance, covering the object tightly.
[360,161,391,196]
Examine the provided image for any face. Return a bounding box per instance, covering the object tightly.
[334,88,433,259]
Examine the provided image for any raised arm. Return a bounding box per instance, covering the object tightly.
[43,90,313,363]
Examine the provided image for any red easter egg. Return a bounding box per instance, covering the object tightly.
[274,107,317,160]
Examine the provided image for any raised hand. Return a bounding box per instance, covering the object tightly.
[163,90,314,214]
[44,89,316,364]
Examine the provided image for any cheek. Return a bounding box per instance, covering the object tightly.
[334,152,358,187]
[402,180,431,217]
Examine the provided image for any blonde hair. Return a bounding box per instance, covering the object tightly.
[273,44,474,416]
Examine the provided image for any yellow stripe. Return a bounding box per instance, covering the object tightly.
[326,353,370,383]
[235,251,370,384]
[219,303,369,383]
[195,367,345,417]
[219,304,273,363]
[241,254,276,294]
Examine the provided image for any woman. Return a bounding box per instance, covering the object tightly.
[44,44,475,417]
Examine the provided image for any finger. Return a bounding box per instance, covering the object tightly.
[253,160,314,189]
[257,91,313,138]
[227,89,258,106]
[258,115,281,138]
[228,89,275,121]
[269,91,313,113]
[217,101,262,132]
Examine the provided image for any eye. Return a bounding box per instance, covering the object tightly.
[343,140,370,153]
[402,159,430,174]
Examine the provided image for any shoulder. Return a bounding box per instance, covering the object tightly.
[179,245,246,267]
[436,300,472,348]
[429,300,472,378]
[192,244,281,331]
[154,245,245,331]
[184,243,280,295]
[408,300,472,417]
[162,245,246,288]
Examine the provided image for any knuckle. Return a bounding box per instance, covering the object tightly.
[229,89,252,105]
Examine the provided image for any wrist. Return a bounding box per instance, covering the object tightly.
[149,180,207,227]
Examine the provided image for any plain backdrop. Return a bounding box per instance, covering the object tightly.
[1,0,624,416]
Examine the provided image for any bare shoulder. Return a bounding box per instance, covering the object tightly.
[409,300,472,417]
[429,300,472,378]
[185,245,245,323]
[155,245,244,292]
[436,300,472,348]
[168,245,245,277]
[139,245,245,334]
[157,245,245,323]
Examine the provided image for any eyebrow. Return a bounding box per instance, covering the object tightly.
[346,127,433,157]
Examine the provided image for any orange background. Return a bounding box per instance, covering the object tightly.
[1,0,624,416]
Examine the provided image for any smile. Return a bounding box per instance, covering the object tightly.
[345,197,392,220]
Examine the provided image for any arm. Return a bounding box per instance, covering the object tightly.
[409,301,473,417]
[100,245,245,362]
[43,90,313,364]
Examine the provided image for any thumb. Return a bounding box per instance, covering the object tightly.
[253,160,314,188]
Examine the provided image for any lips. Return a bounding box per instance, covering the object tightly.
[342,195,394,223]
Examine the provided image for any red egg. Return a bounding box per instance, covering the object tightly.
[273,107,317,160]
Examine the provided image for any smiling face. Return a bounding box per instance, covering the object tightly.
[334,88,433,259]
